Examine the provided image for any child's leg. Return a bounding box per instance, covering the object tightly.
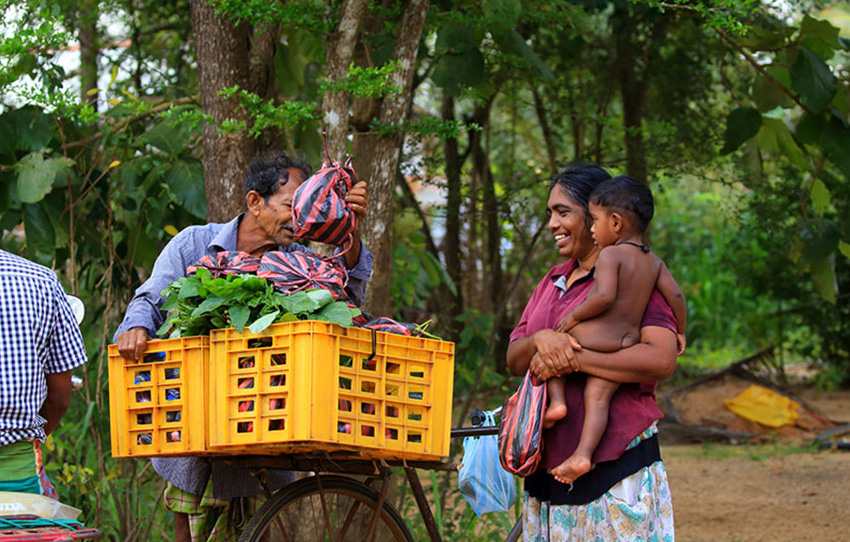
[550,376,619,485]
[544,377,568,428]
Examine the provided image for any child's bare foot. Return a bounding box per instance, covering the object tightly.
[549,454,592,485]
[543,403,567,429]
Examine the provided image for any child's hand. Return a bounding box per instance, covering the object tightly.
[556,314,578,333]
[676,333,687,356]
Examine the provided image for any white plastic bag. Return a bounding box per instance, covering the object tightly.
[0,492,81,519]
[458,410,516,516]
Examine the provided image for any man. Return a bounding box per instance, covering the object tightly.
[0,249,87,497]
[115,153,372,541]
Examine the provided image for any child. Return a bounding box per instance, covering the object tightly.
[544,175,687,485]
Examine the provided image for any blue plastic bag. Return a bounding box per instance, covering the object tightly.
[458,410,516,516]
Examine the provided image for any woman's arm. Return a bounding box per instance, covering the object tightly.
[507,330,582,377]
[529,325,677,383]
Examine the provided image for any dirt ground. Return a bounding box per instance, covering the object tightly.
[663,389,850,542]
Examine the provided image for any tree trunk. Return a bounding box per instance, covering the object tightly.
[322,0,368,159]
[361,0,430,316]
[190,0,254,222]
[78,0,98,106]
[441,94,464,335]
[531,86,557,173]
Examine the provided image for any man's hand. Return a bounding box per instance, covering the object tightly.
[346,181,368,222]
[118,327,150,361]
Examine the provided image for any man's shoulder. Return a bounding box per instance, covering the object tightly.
[0,250,58,283]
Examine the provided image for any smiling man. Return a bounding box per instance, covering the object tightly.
[114,152,372,542]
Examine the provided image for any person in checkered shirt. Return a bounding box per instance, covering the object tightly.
[0,249,87,497]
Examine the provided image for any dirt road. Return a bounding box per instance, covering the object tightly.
[665,444,850,541]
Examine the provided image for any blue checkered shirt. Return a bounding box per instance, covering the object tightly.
[0,250,88,446]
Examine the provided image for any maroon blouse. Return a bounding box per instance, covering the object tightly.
[510,259,677,469]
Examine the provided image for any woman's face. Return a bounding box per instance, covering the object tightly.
[547,185,596,261]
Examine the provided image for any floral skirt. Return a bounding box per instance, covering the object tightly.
[522,425,675,542]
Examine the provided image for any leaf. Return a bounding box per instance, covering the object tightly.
[432,48,487,96]
[756,118,806,168]
[15,151,74,203]
[810,254,837,304]
[799,15,840,61]
[191,296,227,317]
[483,0,521,33]
[249,311,279,334]
[791,47,837,113]
[2,107,55,152]
[810,179,831,215]
[819,115,850,181]
[179,278,201,299]
[166,160,207,219]
[140,119,197,155]
[751,67,794,112]
[23,202,55,256]
[229,305,250,332]
[722,107,762,154]
[317,301,356,327]
[800,219,839,263]
[306,289,333,310]
[839,241,850,260]
[493,30,554,81]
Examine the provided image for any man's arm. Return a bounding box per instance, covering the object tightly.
[343,180,368,269]
[116,228,196,359]
[41,371,72,436]
[557,248,620,331]
[655,261,687,334]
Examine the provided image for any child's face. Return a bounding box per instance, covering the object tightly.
[589,203,618,247]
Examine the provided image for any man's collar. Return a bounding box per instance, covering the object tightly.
[208,214,243,253]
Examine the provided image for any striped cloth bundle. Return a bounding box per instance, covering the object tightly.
[291,157,357,247]
[186,251,261,277]
[257,250,348,300]
[498,371,546,476]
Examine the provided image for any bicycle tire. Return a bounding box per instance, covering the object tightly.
[238,474,414,542]
[506,517,522,542]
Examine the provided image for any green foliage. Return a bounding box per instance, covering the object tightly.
[211,0,330,32]
[320,62,399,99]
[219,86,318,137]
[159,268,360,337]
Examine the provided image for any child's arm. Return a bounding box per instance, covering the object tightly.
[557,247,620,332]
[656,260,687,337]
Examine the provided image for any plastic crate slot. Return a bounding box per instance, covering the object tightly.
[386,428,399,440]
[269,398,285,410]
[361,402,376,415]
[337,421,352,434]
[409,368,425,378]
[137,432,152,445]
[408,390,423,401]
[238,377,255,390]
[165,410,181,422]
[385,405,399,418]
[136,413,152,425]
[238,356,256,369]
[166,430,181,443]
[387,362,401,375]
[339,377,352,390]
[237,421,254,433]
[361,357,377,371]
[360,381,376,394]
[134,370,151,384]
[247,337,273,348]
[386,384,399,397]
[269,374,286,387]
[408,411,423,421]
[339,355,353,368]
[407,432,422,443]
[271,353,287,366]
[164,388,181,401]
[361,425,375,437]
[143,351,166,363]
[268,419,285,431]
[135,390,152,403]
[338,398,353,412]
[238,400,255,412]
[164,367,180,380]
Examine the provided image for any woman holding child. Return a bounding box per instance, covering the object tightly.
[507,164,680,540]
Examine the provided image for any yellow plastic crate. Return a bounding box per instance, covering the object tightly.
[107,337,209,457]
[208,321,454,460]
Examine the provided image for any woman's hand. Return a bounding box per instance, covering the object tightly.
[531,330,582,380]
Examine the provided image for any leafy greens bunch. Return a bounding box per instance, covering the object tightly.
[157,267,360,337]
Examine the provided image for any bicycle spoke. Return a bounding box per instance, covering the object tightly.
[316,476,337,542]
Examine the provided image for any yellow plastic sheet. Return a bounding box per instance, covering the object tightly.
[724,384,800,428]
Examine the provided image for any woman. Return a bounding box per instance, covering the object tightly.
[507,164,678,541]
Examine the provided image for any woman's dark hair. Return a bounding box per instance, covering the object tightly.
[244,152,313,200]
[549,163,612,225]
[590,175,655,232]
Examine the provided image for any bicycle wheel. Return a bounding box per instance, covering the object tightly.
[238,474,414,542]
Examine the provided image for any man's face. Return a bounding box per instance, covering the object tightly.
[253,167,307,247]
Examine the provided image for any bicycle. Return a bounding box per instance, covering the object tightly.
[231,408,522,542]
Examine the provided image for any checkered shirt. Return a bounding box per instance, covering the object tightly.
[0,250,87,446]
